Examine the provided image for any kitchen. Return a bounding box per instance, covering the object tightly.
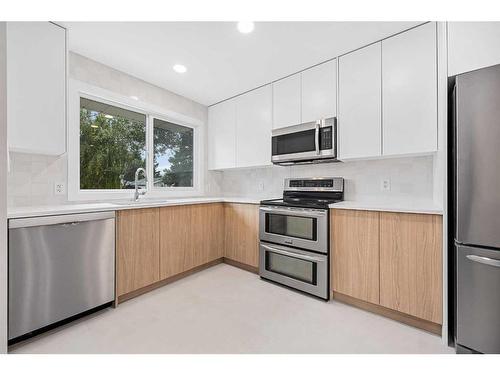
[1,5,500,369]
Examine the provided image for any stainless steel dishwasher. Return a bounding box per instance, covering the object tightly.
[8,211,115,342]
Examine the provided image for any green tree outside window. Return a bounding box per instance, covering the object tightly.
[80,98,194,190]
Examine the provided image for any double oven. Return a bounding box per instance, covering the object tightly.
[259,177,343,300]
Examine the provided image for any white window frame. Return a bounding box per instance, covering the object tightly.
[68,79,204,201]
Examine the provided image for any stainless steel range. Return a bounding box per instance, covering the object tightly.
[259,177,344,300]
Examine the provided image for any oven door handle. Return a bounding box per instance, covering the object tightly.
[466,254,500,268]
[315,120,321,155]
[259,206,327,218]
[261,243,326,263]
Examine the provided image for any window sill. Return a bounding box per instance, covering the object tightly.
[68,187,204,202]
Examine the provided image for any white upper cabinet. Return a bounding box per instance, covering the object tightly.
[208,98,236,170]
[208,22,440,169]
[272,73,301,129]
[208,86,272,170]
[301,59,337,123]
[236,85,272,168]
[382,22,437,156]
[448,22,500,76]
[338,43,381,160]
[7,22,66,155]
[273,61,337,130]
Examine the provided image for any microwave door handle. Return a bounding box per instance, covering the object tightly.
[261,243,325,262]
[315,120,320,155]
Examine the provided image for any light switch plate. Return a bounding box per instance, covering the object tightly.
[381,178,391,192]
[54,182,66,195]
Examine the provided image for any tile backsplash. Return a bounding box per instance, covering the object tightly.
[8,152,434,207]
[7,151,223,207]
[219,155,435,203]
[8,153,67,207]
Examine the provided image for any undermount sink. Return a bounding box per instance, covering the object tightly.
[111,198,169,206]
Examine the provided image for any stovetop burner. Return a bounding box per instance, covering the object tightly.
[260,177,344,209]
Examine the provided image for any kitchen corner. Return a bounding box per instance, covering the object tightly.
[4,18,500,359]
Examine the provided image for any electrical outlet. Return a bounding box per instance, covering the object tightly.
[381,178,391,192]
[258,181,265,192]
[54,182,66,195]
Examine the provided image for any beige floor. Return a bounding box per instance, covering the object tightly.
[10,263,454,354]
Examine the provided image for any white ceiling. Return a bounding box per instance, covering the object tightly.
[64,22,422,106]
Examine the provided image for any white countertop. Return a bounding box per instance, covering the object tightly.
[329,200,443,215]
[7,196,443,219]
[7,197,261,219]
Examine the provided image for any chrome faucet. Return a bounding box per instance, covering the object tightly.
[134,167,147,201]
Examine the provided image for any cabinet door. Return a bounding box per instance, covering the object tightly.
[224,204,259,268]
[236,85,272,168]
[301,59,337,123]
[117,208,160,296]
[338,43,382,159]
[272,73,301,129]
[448,22,500,76]
[382,22,437,155]
[159,204,224,279]
[379,212,442,324]
[208,99,236,170]
[7,22,66,155]
[331,209,380,304]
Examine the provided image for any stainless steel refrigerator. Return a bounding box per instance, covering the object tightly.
[455,63,500,354]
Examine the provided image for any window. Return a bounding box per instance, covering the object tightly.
[153,118,194,187]
[75,93,197,198]
[80,98,147,190]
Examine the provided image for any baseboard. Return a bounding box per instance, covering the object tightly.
[118,258,224,304]
[332,291,442,336]
[223,257,259,274]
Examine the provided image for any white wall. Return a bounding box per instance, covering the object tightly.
[220,155,435,204]
[0,22,8,354]
[448,22,500,76]
[7,52,221,207]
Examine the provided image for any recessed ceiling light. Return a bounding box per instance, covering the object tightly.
[104,114,114,119]
[173,64,187,73]
[237,21,254,34]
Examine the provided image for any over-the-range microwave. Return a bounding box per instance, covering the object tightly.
[271,117,338,165]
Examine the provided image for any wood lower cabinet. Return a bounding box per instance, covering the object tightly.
[331,209,380,304]
[116,202,259,300]
[159,203,224,279]
[117,208,160,297]
[379,212,443,324]
[224,203,259,269]
[330,208,443,331]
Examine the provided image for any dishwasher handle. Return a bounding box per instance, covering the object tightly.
[9,211,115,229]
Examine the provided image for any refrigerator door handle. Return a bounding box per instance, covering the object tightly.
[466,254,500,268]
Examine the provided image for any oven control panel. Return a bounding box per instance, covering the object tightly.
[285,177,344,192]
